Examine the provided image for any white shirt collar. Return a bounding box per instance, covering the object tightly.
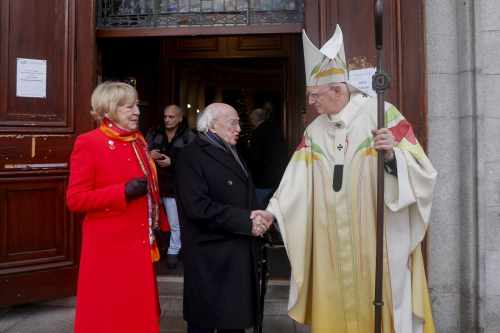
[326,93,367,129]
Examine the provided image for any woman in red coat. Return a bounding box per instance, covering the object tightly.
[67,81,169,333]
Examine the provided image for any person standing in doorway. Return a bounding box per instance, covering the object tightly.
[67,81,169,333]
[147,104,195,269]
[247,107,288,208]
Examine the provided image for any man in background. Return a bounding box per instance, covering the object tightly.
[247,107,288,208]
[147,104,195,269]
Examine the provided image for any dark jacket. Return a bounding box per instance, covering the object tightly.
[146,123,195,197]
[175,135,260,329]
[247,121,288,189]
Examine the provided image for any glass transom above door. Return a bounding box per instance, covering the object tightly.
[96,0,304,28]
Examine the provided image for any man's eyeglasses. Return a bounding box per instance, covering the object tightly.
[227,119,241,128]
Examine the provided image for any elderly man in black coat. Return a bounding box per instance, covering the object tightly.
[175,103,274,333]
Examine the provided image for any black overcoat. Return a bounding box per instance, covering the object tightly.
[247,120,288,189]
[175,135,260,330]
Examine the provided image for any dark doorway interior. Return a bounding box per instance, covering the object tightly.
[98,36,291,280]
[98,37,162,134]
[173,58,285,163]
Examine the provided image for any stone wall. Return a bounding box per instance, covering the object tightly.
[426,0,500,332]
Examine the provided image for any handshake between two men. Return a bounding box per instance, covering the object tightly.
[250,210,274,237]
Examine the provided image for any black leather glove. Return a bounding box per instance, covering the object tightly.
[125,177,148,202]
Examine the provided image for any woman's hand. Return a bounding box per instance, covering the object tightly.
[124,177,148,202]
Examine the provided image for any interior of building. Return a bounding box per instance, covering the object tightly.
[98,35,298,278]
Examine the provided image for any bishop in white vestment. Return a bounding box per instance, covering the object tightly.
[266,26,437,333]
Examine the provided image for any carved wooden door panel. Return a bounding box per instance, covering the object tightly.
[0,0,95,306]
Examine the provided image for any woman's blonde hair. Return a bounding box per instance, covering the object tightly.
[90,81,137,121]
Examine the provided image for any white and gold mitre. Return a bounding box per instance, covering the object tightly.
[303,24,348,87]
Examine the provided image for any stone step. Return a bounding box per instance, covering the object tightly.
[159,316,310,333]
[157,277,308,333]
[8,277,305,333]
[157,276,290,317]
[37,276,290,317]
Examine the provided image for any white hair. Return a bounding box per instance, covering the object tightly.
[197,103,225,133]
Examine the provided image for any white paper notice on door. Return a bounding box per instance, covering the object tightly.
[348,67,376,97]
[16,58,47,98]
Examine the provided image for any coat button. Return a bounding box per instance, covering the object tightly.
[105,208,110,212]
[141,223,146,227]
[142,240,146,245]
[227,180,233,186]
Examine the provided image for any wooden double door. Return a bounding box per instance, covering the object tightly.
[0,0,94,305]
[0,0,426,306]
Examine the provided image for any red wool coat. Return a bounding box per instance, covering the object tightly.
[67,128,161,333]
